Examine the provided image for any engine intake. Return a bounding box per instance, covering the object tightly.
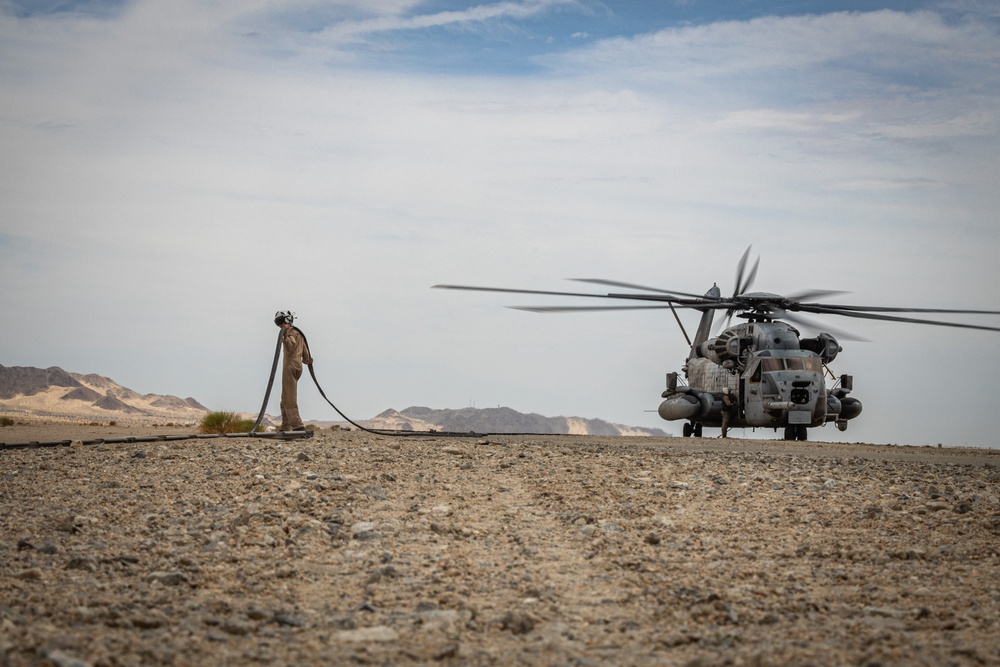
[695,330,751,368]
[799,332,841,363]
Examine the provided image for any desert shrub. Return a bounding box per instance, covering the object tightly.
[199,411,256,434]
[0,417,14,427]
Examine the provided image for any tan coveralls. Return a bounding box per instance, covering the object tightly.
[721,390,736,438]
[280,327,313,430]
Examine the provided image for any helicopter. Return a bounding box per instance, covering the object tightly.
[433,247,1000,441]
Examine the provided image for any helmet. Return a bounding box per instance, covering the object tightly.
[274,310,294,326]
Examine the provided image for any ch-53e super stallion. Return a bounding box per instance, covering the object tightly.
[434,248,1000,441]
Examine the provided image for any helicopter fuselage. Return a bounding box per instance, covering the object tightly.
[658,319,862,439]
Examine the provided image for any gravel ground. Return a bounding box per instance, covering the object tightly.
[1,425,999,666]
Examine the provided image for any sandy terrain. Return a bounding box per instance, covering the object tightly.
[2,423,999,666]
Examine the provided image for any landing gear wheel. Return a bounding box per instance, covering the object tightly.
[683,423,693,438]
[783,425,809,441]
[694,423,703,438]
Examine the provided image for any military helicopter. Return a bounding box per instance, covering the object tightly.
[434,247,1000,441]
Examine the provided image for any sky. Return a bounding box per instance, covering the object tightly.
[2,0,999,447]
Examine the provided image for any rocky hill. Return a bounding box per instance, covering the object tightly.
[0,365,209,424]
[357,406,667,436]
[1,365,665,436]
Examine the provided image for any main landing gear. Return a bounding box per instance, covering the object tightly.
[783,425,808,441]
[682,422,703,438]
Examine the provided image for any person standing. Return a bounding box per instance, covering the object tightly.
[720,386,737,438]
[274,311,313,431]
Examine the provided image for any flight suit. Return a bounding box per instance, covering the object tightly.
[280,327,313,431]
[721,389,736,438]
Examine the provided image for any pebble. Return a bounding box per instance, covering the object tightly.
[273,613,305,627]
[44,650,91,667]
[333,626,398,642]
[15,568,43,581]
[499,610,535,635]
[146,571,189,586]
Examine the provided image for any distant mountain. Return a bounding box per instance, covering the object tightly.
[0,365,209,423]
[354,406,667,437]
[1,365,665,435]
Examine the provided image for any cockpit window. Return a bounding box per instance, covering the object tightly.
[760,357,822,373]
[760,359,784,373]
[786,357,822,372]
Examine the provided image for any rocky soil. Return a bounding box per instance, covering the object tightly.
[1,424,999,666]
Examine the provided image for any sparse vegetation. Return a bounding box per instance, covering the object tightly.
[199,411,256,434]
[0,417,14,427]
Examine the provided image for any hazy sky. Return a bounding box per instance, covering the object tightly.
[2,0,999,447]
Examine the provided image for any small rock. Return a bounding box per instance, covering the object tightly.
[132,610,170,629]
[147,571,189,586]
[500,610,534,635]
[44,649,91,667]
[864,606,903,618]
[433,644,459,660]
[65,557,98,572]
[360,485,387,501]
[862,505,883,518]
[220,620,252,636]
[333,626,398,642]
[273,613,304,627]
[247,608,270,621]
[15,568,43,581]
[351,521,378,536]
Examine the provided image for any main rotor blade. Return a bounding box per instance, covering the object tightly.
[604,292,736,307]
[805,303,1000,315]
[570,279,714,300]
[785,289,851,302]
[434,284,738,310]
[777,310,870,342]
[432,284,621,300]
[738,256,760,296]
[733,246,751,298]
[797,304,1000,332]
[508,305,681,313]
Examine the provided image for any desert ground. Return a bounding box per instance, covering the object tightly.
[1,423,999,666]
